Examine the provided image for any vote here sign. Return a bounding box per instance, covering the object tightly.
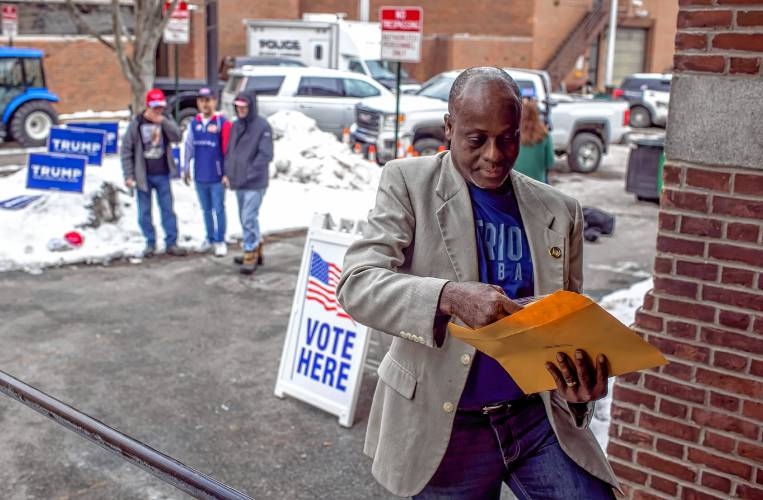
[70,122,119,154]
[48,127,106,166]
[275,215,369,427]
[26,153,87,193]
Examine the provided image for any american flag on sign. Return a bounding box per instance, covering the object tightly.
[306,251,352,320]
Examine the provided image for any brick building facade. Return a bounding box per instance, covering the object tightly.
[1,0,676,113]
[606,0,763,498]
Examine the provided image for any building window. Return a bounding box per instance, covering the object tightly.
[2,1,135,36]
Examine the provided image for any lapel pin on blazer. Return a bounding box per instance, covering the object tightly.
[549,247,562,259]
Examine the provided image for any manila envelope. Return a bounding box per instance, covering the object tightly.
[448,290,668,394]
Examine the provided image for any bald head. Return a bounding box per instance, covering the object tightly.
[447,67,522,118]
[443,67,523,190]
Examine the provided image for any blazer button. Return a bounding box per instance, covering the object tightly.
[460,354,472,365]
[442,402,454,413]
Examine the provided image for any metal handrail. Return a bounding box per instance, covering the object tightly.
[0,370,253,500]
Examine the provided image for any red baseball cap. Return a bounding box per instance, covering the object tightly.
[146,88,167,108]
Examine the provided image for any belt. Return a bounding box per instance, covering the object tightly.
[459,394,540,415]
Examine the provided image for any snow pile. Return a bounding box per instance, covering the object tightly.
[590,278,653,452]
[268,110,381,190]
[0,111,380,272]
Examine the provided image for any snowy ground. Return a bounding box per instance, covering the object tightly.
[0,111,380,273]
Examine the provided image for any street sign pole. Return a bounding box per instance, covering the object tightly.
[174,45,180,120]
[380,6,423,159]
[394,62,401,159]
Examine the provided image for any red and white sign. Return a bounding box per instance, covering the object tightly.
[163,1,190,44]
[2,4,18,38]
[380,6,423,63]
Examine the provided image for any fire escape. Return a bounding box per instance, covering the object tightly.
[544,0,610,89]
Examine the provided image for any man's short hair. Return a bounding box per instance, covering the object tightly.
[447,67,522,118]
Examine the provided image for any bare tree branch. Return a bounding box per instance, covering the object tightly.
[64,0,116,51]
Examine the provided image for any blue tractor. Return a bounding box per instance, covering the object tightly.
[0,47,59,147]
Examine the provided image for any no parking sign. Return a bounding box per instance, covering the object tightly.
[275,214,370,427]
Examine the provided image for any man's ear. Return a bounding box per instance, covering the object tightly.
[444,113,453,141]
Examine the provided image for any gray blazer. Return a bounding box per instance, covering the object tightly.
[121,114,182,192]
[336,152,618,497]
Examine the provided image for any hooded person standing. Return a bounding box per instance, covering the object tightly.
[121,88,187,258]
[223,92,273,275]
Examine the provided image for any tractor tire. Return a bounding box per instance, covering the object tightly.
[567,132,604,174]
[10,100,58,148]
[413,137,446,157]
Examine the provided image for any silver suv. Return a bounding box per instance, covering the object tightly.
[221,66,391,137]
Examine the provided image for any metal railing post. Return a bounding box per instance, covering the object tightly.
[0,370,253,500]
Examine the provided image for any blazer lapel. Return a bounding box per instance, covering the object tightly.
[511,171,566,295]
[435,153,479,282]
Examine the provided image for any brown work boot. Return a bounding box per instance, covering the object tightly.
[239,251,257,275]
[257,242,264,266]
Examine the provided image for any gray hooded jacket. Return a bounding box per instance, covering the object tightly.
[225,92,273,191]
[121,112,182,192]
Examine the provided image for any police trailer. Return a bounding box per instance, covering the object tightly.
[244,14,418,92]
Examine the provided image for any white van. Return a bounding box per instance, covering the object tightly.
[221,66,391,137]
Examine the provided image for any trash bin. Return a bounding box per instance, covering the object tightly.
[625,135,665,202]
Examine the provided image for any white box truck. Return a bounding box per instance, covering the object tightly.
[244,13,419,92]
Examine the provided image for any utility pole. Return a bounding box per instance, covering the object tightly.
[358,0,369,21]
[605,0,618,86]
[206,0,219,93]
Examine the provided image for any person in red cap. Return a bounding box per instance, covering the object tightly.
[121,88,187,258]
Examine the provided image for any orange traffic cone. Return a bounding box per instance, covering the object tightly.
[412,151,420,157]
[368,144,377,163]
[437,145,447,153]
[342,128,350,145]
[354,143,362,155]
[406,145,415,157]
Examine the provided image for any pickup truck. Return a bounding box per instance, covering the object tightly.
[351,69,630,173]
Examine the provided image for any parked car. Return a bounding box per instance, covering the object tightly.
[221,66,391,136]
[614,73,671,128]
[548,93,631,173]
[0,47,59,147]
[352,68,552,163]
[352,68,629,172]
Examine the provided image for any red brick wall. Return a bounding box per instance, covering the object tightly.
[606,1,763,499]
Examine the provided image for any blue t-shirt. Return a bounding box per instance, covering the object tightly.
[458,182,534,409]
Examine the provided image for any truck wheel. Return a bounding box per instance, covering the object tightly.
[414,138,446,157]
[568,132,603,173]
[11,100,58,147]
[629,105,652,128]
[177,107,198,133]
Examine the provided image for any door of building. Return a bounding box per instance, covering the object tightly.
[613,28,647,85]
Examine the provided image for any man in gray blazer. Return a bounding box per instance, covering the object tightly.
[337,68,619,499]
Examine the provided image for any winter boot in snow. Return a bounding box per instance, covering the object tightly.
[239,251,258,275]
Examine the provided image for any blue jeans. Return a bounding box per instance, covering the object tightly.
[195,181,226,243]
[414,396,615,500]
[137,174,178,248]
[235,188,266,252]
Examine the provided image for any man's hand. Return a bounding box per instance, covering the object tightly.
[143,108,164,124]
[222,176,230,189]
[438,281,522,329]
[125,177,135,189]
[545,350,609,404]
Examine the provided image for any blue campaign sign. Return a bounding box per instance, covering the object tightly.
[48,126,106,166]
[69,122,119,154]
[26,153,87,193]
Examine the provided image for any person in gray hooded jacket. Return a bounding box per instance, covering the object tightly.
[223,91,273,274]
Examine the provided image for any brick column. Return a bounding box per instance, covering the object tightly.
[606,1,763,499]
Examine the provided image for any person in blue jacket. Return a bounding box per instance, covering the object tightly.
[183,87,231,257]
